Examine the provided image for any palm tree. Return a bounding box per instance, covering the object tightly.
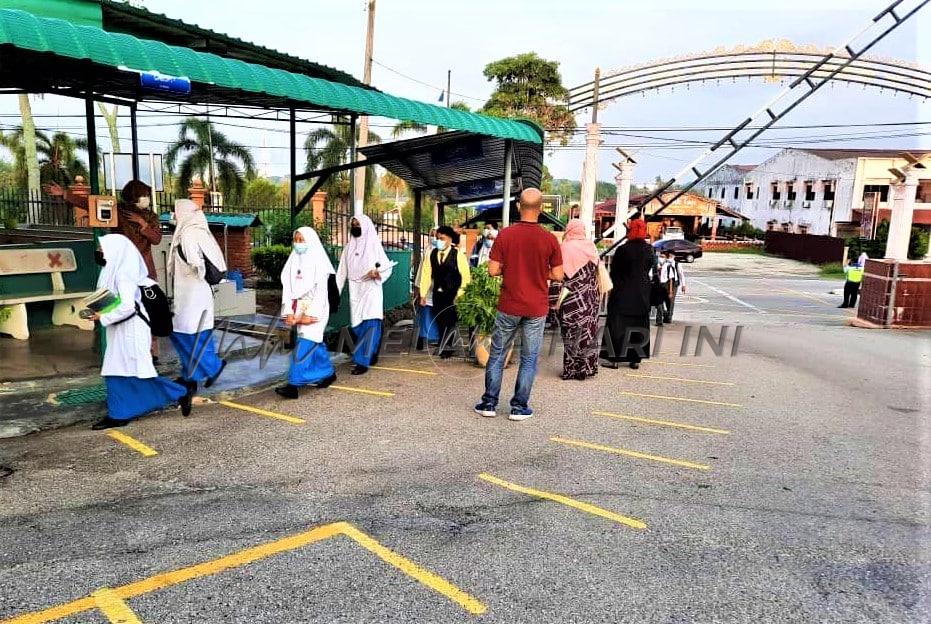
[391,119,427,139]
[303,118,380,211]
[165,117,256,203]
[0,128,88,188]
[380,171,408,207]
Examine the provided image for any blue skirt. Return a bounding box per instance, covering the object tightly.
[418,305,440,342]
[289,337,336,386]
[352,319,382,367]
[170,330,224,382]
[105,376,187,421]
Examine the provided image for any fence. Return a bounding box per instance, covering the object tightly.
[763,231,845,264]
[0,189,74,227]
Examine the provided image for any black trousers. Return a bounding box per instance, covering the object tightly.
[842,281,860,308]
[433,290,459,355]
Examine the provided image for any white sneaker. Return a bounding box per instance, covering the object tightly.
[508,409,534,422]
[474,403,496,418]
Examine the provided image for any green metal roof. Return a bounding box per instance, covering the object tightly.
[0,9,543,144]
[159,212,261,228]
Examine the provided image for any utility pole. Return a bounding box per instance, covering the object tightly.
[578,67,601,239]
[353,0,376,216]
[446,69,451,107]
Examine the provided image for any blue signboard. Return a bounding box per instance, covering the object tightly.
[139,71,192,96]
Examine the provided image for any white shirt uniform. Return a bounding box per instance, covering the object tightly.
[281,226,334,344]
[335,215,393,327]
[97,235,158,379]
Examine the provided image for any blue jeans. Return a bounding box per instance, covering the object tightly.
[480,312,546,412]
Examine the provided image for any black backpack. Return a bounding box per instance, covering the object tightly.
[177,246,227,286]
[112,284,173,337]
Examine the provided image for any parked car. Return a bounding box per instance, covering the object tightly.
[661,226,685,241]
[653,239,703,263]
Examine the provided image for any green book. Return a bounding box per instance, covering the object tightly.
[81,289,122,314]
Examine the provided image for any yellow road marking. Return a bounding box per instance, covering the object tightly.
[219,400,305,424]
[91,589,142,624]
[641,360,714,368]
[329,385,395,397]
[592,411,730,435]
[340,524,487,615]
[105,431,157,458]
[551,436,711,470]
[625,373,735,386]
[1,521,484,623]
[370,365,437,376]
[619,391,742,408]
[478,473,646,530]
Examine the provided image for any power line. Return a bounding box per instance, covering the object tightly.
[371,59,486,103]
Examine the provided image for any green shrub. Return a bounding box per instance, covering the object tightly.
[251,245,291,282]
[456,264,502,335]
[847,219,929,260]
[261,210,332,247]
[819,262,845,278]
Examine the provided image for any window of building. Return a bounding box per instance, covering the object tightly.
[863,184,890,203]
[733,186,740,200]
[786,182,796,201]
[720,187,726,199]
[823,180,836,201]
[708,187,715,198]
[781,222,791,232]
[805,182,815,201]
[745,183,755,200]
[917,180,931,203]
[798,224,809,235]
[771,182,781,200]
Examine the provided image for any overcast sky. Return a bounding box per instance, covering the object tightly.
[2,0,929,186]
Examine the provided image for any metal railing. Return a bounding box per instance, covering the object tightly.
[0,189,74,227]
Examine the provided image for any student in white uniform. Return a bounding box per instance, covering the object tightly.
[167,199,227,390]
[90,234,192,430]
[276,226,338,399]
[335,214,393,375]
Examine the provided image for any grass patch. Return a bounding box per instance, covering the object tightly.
[819,262,845,278]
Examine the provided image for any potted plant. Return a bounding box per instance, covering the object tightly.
[456,264,506,367]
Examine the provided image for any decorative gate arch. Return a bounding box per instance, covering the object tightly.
[567,39,931,112]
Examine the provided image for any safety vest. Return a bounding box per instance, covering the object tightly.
[845,266,864,283]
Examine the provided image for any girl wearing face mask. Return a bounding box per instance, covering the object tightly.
[167,199,228,392]
[276,227,337,399]
[335,215,393,375]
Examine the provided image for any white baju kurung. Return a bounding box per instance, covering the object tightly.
[335,215,394,327]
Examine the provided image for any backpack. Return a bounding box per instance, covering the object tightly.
[112,283,173,337]
[327,273,341,314]
[177,246,227,286]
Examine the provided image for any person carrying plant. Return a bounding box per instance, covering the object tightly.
[419,226,471,359]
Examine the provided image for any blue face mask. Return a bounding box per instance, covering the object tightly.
[435,239,447,251]
[293,242,309,255]
[483,238,493,249]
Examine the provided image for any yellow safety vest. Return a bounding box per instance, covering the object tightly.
[845,267,864,283]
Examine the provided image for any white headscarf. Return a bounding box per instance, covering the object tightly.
[97,234,151,292]
[168,199,227,282]
[858,252,868,267]
[343,214,389,282]
[281,226,335,302]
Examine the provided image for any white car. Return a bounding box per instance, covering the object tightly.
[661,226,685,241]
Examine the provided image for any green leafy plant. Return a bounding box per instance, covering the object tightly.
[819,262,845,278]
[455,264,502,335]
[251,245,291,282]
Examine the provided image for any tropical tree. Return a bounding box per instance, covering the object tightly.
[391,119,427,139]
[380,171,408,206]
[481,53,575,145]
[244,177,287,208]
[1,128,89,188]
[165,117,256,203]
[303,118,380,211]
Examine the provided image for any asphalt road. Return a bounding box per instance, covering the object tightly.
[1,254,929,623]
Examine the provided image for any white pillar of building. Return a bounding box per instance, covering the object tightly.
[613,161,634,239]
[578,122,601,239]
[885,169,919,260]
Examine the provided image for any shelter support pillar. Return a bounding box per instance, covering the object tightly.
[188,180,207,209]
[130,102,140,180]
[437,203,445,227]
[289,107,297,231]
[85,97,99,195]
[578,122,601,239]
[501,140,513,227]
[412,190,423,275]
[613,160,633,240]
[711,215,719,241]
[885,170,918,260]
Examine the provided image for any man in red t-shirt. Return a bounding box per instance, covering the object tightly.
[474,188,564,422]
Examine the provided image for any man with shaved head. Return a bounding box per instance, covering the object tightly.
[474,187,564,422]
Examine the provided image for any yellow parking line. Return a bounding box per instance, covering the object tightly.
[329,385,395,398]
[592,411,730,435]
[619,391,742,408]
[370,365,437,376]
[105,431,158,458]
[219,400,305,425]
[551,436,711,471]
[0,521,485,623]
[478,473,646,529]
[340,524,487,615]
[625,373,735,386]
[91,588,142,624]
[641,360,714,369]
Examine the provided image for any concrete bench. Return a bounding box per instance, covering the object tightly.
[0,247,94,339]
